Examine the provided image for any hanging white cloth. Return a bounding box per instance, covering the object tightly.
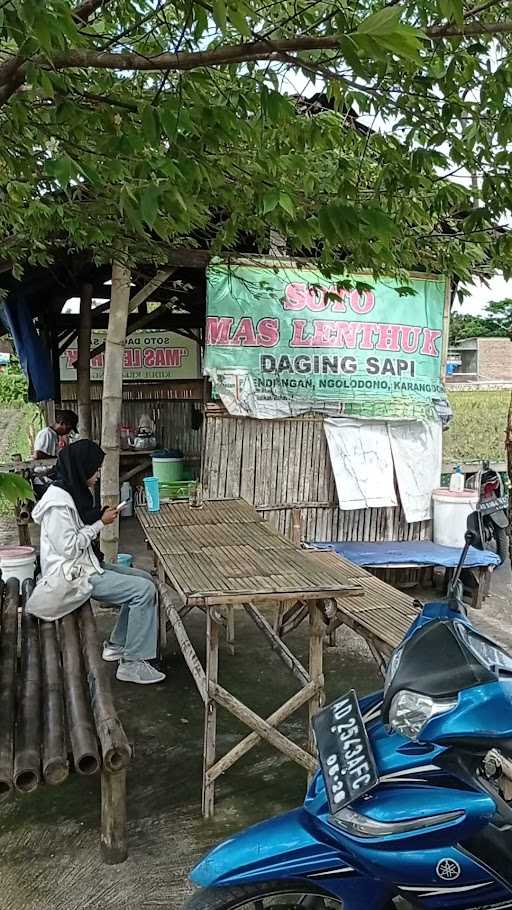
[388,420,442,523]
[324,418,397,511]
[324,418,442,523]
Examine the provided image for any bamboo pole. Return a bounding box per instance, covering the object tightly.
[77,281,93,439]
[59,611,100,775]
[0,579,15,794]
[100,260,131,563]
[101,768,128,864]
[507,391,512,565]
[78,604,131,772]
[14,580,42,793]
[40,617,69,785]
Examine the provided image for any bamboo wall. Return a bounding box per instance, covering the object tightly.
[61,382,203,460]
[201,409,431,544]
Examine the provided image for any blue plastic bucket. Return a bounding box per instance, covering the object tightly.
[144,476,160,512]
[117,553,133,567]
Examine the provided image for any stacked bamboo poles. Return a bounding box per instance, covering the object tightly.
[59,611,100,776]
[0,578,130,795]
[79,604,131,773]
[0,579,15,794]
[40,611,68,786]
[14,579,42,792]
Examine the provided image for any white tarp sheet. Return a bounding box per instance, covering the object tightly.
[324,418,442,523]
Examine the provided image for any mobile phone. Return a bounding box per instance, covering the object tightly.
[116,500,129,512]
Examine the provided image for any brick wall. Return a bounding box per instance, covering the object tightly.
[477,338,512,381]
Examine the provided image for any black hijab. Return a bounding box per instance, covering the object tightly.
[53,440,105,525]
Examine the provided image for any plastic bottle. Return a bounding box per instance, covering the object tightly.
[449,465,464,492]
[120,481,133,517]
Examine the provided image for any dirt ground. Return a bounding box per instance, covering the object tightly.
[0,516,510,910]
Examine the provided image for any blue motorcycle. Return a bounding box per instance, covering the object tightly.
[184,530,512,910]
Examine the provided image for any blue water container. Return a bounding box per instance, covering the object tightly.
[144,476,160,512]
[117,553,133,567]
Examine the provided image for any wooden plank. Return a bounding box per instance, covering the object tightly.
[202,612,220,818]
[244,603,310,685]
[206,681,319,783]
[157,581,207,702]
[308,602,325,765]
[212,684,317,773]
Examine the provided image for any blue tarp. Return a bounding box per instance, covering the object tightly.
[0,293,54,402]
[310,540,500,569]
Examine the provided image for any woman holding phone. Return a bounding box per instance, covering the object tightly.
[31,440,165,685]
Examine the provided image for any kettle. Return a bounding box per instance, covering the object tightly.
[132,426,157,451]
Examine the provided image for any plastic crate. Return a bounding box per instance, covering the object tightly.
[159,480,198,501]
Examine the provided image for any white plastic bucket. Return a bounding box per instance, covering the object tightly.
[0,546,36,585]
[432,489,478,548]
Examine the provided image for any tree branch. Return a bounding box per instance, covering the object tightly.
[3,20,510,80]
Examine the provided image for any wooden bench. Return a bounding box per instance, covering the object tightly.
[0,577,131,864]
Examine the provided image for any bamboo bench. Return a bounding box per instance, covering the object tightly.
[0,577,132,864]
[277,550,420,674]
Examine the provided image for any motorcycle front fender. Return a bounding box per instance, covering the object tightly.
[190,808,393,906]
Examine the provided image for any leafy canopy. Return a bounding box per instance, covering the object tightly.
[1,0,512,279]
[450,299,512,341]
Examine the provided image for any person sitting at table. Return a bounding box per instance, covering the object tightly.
[31,439,165,686]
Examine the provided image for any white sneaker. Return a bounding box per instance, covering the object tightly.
[102,641,124,662]
[116,659,166,685]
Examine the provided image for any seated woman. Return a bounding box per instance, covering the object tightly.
[32,439,165,686]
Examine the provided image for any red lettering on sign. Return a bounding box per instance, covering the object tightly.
[374,324,401,352]
[206,316,234,345]
[256,318,279,347]
[231,317,258,346]
[420,328,442,357]
[399,326,422,354]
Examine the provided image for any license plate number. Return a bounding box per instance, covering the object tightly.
[313,689,379,814]
[477,495,508,514]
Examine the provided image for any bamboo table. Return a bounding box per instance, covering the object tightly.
[136,498,363,817]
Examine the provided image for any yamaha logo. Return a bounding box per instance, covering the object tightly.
[436,859,461,881]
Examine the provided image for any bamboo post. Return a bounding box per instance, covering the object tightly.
[101,768,128,864]
[308,601,325,778]
[202,610,220,818]
[0,579,15,794]
[40,617,69,785]
[77,281,93,440]
[78,604,131,772]
[59,611,100,775]
[14,580,42,793]
[100,260,131,563]
[507,391,512,565]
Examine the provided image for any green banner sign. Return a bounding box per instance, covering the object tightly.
[205,264,448,419]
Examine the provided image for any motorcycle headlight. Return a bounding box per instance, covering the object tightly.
[389,690,457,740]
[331,806,464,838]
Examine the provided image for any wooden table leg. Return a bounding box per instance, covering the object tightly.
[157,566,168,656]
[100,768,127,864]
[226,607,235,657]
[202,610,220,818]
[471,567,489,610]
[308,601,325,781]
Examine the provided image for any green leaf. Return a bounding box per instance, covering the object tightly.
[439,0,464,25]
[278,192,295,217]
[44,157,76,186]
[141,106,160,145]
[212,0,227,30]
[0,473,34,504]
[140,186,161,226]
[357,6,401,36]
[228,6,251,36]
[262,189,280,214]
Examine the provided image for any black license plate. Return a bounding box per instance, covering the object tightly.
[313,689,379,814]
[477,495,508,514]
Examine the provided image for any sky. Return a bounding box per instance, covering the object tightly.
[457,275,512,316]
